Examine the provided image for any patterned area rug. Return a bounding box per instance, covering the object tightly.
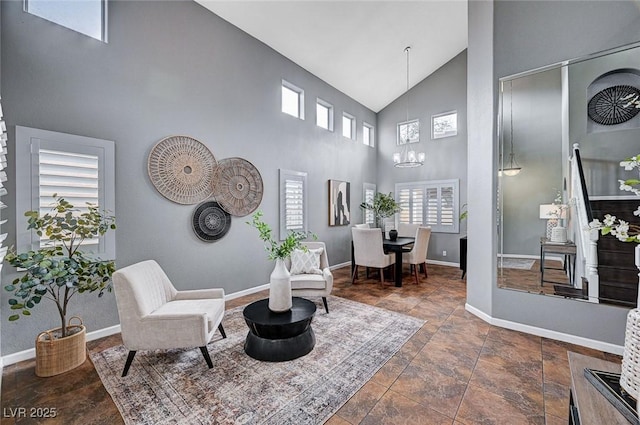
[90,296,424,425]
[499,258,536,270]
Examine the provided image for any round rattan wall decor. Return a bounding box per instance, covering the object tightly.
[192,201,231,242]
[211,157,263,217]
[148,136,216,205]
[588,85,640,125]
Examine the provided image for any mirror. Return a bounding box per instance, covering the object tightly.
[497,41,640,308]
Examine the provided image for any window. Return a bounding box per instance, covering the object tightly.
[432,111,458,139]
[363,123,374,147]
[397,119,420,145]
[281,80,304,119]
[15,126,115,258]
[279,169,307,240]
[363,183,376,225]
[342,113,355,140]
[395,179,459,233]
[25,0,108,42]
[316,98,334,131]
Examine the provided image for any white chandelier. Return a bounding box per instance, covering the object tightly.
[393,46,424,168]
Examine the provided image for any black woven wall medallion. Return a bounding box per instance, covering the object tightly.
[588,85,640,125]
[192,201,231,242]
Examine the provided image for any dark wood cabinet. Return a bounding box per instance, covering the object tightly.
[460,236,467,279]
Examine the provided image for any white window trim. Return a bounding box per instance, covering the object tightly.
[363,122,375,147]
[395,179,460,234]
[316,98,334,131]
[24,0,109,43]
[362,183,376,225]
[281,79,305,120]
[397,119,420,145]
[279,169,308,240]
[342,112,356,140]
[15,126,116,259]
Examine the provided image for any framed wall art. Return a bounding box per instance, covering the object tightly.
[432,111,458,139]
[328,179,350,226]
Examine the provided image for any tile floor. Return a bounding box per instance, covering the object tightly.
[1,263,621,425]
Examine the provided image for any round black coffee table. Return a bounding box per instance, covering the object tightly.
[243,297,316,362]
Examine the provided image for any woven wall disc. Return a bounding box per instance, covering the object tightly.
[148,136,216,205]
[211,157,263,217]
[588,85,640,125]
[192,201,231,242]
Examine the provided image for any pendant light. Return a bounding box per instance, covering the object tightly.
[500,80,522,177]
[393,46,425,168]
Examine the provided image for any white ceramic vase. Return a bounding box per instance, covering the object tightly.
[269,258,292,312]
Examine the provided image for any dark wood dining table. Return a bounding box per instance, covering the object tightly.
[351,236,415,287]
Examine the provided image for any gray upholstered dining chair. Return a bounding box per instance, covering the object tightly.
[287,241,334,313]
[351,227,395,284]
[402,226,432,284]
[112,260,226,377]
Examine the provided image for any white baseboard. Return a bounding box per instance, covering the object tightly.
[225,283,269,300]
[426,259,460,268]
[2,324,123,367]
[0,284,276,366]
[465,303,624,355]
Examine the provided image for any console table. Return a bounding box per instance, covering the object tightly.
[568,351,628,425]
[540,237,576,286]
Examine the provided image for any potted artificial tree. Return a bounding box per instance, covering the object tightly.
[359,192,401,232]
[247,210,314,312]
[4,196,116,376]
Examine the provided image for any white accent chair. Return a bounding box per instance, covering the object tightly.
[352,228,395,284]
[287,241,334,313]
[402,226,432,284]
[113,260,226,377]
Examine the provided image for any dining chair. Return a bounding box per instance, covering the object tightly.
[351,227,395,284]
[402,226,432,284]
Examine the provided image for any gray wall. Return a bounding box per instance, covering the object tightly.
[501,69,563,256]
[0,0,377,355]
[568,47,640,196]
[467,0,640,347]
[377,50,468,263]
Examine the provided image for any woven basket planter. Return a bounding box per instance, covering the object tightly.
[35,317,86,377]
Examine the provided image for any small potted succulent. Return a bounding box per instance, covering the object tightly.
[4,195,116,376]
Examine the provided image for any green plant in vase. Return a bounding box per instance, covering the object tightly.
[247,210,315,312]
[359,192,401,229]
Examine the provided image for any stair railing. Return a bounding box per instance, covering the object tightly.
[570,143,599,302]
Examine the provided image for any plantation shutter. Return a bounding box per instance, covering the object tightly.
[363,183,376,225]
[279,169,307,240]
[16,126,115,259]
[37,149,101,248]
[425,187,439,226]
[395,179,459,233]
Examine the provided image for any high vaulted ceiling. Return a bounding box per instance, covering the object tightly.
[196,1,468,112]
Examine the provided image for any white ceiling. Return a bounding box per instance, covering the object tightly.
[196,1,468,112]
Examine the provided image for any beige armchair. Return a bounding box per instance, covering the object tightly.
[113,260,226,377]
[352,227,395,283]
[286,241,333,313]
[402,226,432,284]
